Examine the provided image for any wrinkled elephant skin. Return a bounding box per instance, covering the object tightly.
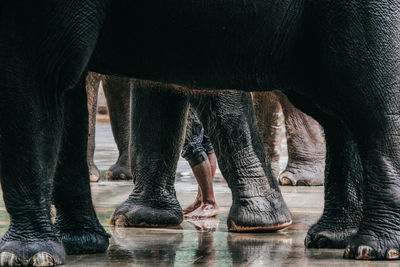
[1,0,399,264]
[87,79,326,186]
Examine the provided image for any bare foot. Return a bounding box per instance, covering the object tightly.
[184,202,219,218]
[183,195,202,215]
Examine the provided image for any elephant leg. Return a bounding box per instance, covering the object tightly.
[86,72,101,182]
[0,87,65,266]
[252,92,284,179]
[343,104,400,259]
[190,91,292,232]
[102,76,133,181]
[0,1,107,265]
[304,115,362,248]
[53,75,109,255]
[313,4,400,259]
[274,91,326,186]
[110,81,189,227]
[281,90,363,248]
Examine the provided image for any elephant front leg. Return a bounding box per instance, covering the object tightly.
[86,72,102,182]
[53,76,109,255]
[191,92,292,232]
[0,91,66,266]
[102,76,133,181]
[305,115,363,248]
[110,81,189,227]
[0,1,107,264]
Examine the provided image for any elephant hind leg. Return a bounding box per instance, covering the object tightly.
[274,91,326,186]
[102,76,133,181]
[317,5,400,258]
[252,92,284,180]
[343,102,400,260]
[305,114,362,249]
[86,72,102,182]
[277,90,363,248]
[53,75,109,255]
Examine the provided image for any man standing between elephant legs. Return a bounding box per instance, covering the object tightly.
[182,108,220,218]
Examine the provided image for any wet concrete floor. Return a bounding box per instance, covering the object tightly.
[0,122,392,266]
[74,122,397,266]
[84,182,330,267]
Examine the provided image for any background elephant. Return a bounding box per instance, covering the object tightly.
[87,74,326,186]
[86,72,133,182]
[1,0,399,265]
[253,91,326,186]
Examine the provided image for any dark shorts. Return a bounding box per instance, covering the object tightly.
[181,108,215,167]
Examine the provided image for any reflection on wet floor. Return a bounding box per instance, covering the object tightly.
[64,205,399,266]
[62,206,400,266]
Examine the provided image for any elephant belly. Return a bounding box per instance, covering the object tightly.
[89,0,302,91]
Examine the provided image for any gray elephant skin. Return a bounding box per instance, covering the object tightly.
[0,0,399,265]
[87,74,326,186]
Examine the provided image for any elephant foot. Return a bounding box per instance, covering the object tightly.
[55,216,110,255]
[279,160,325,186]
[57,227,109,255]
[110,188,183,227]
[343,233,400,260]
[59,230,109,255]
[184,202,219,219]
[89,164,100,183]
[227,193,292,232]
[343,220,400,260]
[105,163,132,181]
[0,238,65,266]
[305,217,358,248]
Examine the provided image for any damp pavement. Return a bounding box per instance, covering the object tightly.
[0,121,392,266]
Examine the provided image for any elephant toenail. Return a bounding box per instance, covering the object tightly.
[356,245,374,260]
[0,251,20,266]
[386,249,400,260]
[280,177,292,186]
[115,215,127,227]
[31,252,56,266]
